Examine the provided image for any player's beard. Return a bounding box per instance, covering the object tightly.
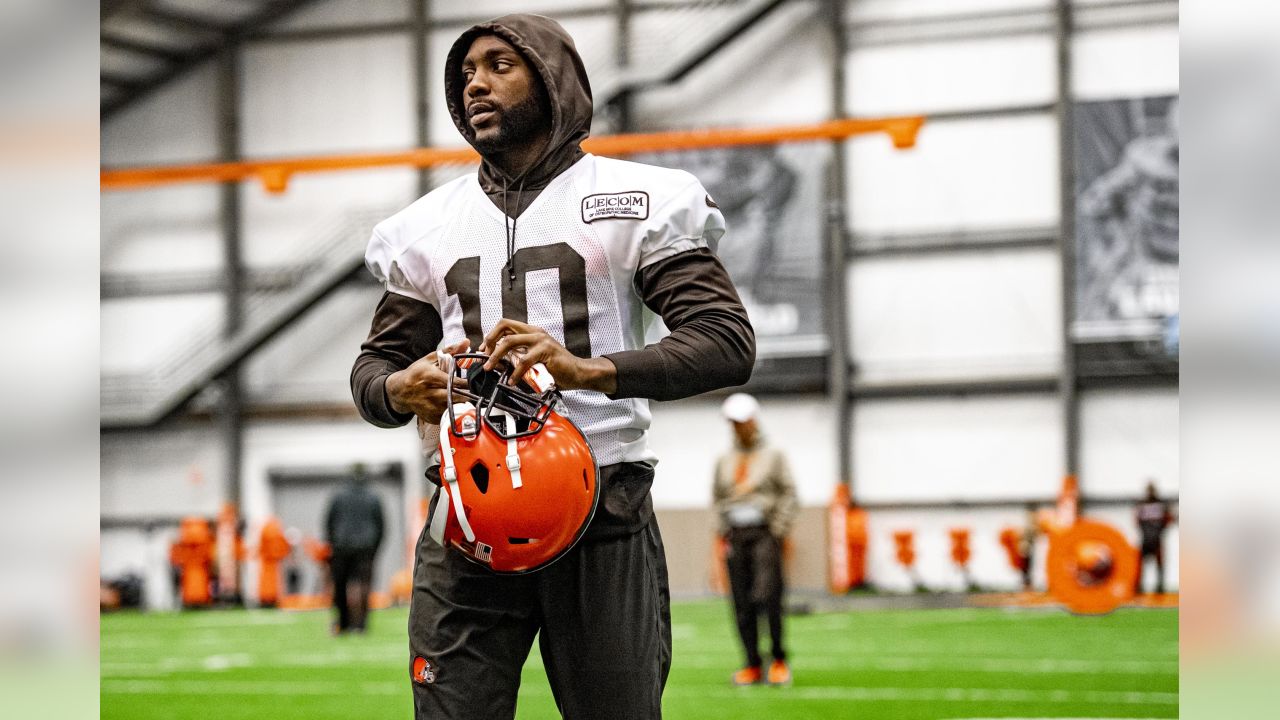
[472,86,550,156]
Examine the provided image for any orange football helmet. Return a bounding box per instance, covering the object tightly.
[427,352,599,573]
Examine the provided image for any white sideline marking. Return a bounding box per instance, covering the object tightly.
[100,680,1176,705]
[668,687,1178,705]
[672,655,1177,674]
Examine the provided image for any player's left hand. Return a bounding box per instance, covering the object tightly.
[481,318,617,393]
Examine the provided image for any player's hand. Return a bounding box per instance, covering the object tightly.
[480,319,616,393]
[385,339,470,424]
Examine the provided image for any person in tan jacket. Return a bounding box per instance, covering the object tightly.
[713,393,798,686]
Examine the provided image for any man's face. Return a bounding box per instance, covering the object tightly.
[731,419,757,447]
[460,35,549,154]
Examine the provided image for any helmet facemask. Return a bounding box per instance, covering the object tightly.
[429,351,599,574]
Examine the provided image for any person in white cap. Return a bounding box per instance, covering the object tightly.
[713,393,798,686]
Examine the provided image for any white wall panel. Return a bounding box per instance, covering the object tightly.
[1073,26,1179,101]
[1080,387,1179,498]
[847,0,1051,22]
[241,35,415,156]
[100,294,224,374]
[849,248,1061,382]
[239,169,415,268]
[244,286,384,405]
[847,114,1059,233]
[853,395,1063,502]
[433,0,610,22]
[101,429,226,517]
[101,63,219,165]
[633,5,830,130]
[646,396,837,510]
[846,36,1055,116]
[101,186,222,275]
[274,0,408,31]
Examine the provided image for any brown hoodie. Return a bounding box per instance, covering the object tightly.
[443,13,593,218]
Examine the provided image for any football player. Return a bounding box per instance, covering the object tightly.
[350,14,755,719]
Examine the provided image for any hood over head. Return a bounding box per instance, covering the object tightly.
[444,14,593,209]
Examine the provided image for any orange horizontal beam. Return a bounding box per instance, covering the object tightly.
[100,115,924,194]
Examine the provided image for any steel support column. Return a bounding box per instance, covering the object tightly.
[217,47,244,509]
[612,0,634,132]
[412,0,431,196]
[1054,0,1081,486]
[825,0,853,494]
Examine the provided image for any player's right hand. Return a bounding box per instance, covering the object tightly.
[385,339,470,424]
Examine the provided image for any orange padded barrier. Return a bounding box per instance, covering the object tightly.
[169,517,214,608]
[949,527,971,567]
[999,527,1026,573]
[100,116,925,194]
[1046,518,1138,615]
[892,530,916,568]
[256,517,292,608]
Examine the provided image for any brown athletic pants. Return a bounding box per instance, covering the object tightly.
[407,496,671,719]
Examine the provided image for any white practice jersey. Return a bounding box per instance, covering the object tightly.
[365,154,726,466]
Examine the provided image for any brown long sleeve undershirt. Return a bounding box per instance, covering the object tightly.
[349,246,755,427]
[349,292,443,428]
[605,247,755,400]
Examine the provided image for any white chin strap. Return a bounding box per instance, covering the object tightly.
[426,351,525,548]
[492,409,523,489]
[430,401,476,546]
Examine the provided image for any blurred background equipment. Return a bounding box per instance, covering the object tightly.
[255,516,292,607]
[891,530,920,592]
[1040,474,1141,614]
[948,527,973,590]
[98,0,1179,717]
[168,516,213,608]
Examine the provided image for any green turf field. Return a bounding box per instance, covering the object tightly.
[101,600,1177,719]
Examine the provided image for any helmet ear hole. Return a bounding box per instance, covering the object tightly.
[469,462,490,494]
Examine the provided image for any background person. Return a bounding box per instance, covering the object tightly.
[324,464,384,634]
[713,393,797,686]
[1135,480,1174,595]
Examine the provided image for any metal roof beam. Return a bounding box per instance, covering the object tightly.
[102,0,325,119]
[100,31,187,62]
[100,70,148,90]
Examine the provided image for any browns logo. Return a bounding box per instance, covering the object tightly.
[412,656,437,685]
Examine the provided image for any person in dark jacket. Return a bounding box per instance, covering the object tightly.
[1135,480,1174,595]
[325,464,384,634]
[349,13,754,719]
